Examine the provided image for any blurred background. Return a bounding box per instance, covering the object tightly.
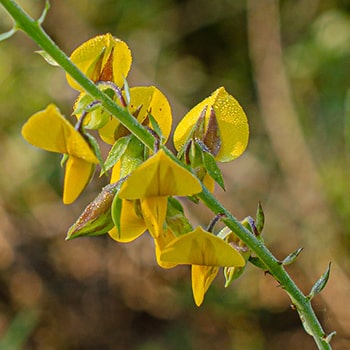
[0,0,349,349]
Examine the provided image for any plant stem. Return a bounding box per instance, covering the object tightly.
[0,0,332,348]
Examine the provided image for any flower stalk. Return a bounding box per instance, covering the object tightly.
[0,0,333,348]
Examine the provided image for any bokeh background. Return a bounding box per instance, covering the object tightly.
[0,0,350,349]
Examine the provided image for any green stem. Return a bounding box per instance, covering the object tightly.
[0,0,155,150]
[0,1,332,348]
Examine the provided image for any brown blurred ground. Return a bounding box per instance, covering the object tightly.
[0,0,349,349]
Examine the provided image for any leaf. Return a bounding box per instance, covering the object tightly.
[36,50,59,66]
[37,0,50,25]
[0,28,17,42]
[148,112,163,141]
[255,202,265,235]
[100,135,131,176]
[249,256,268,270]
[84,132,104,170]
[307,263,332,300]
[282,247,303,266]
[202,148,225,190]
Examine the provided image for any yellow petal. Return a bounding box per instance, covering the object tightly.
[154,229,178,269]
[67,33,132,91]
[118,150,202,199]
[174,87,249,162]
[128,86,172,140]
[191,265,219,306]
[98,86,172,145]
[140,197,168,238]
[109,200,146,242]
[63,156,95,204]
[160,226,245,267]
[203,173,215,193]
[22,104,98,164]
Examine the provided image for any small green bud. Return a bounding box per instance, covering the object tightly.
[203,107,221,157]
[224,264,246,287]
[255,202,265,235]
[323,331,336,344]
[66,182,120,240]
[307,262,331,300]
[282,247,303,266]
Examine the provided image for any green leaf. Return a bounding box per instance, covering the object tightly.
[119,135,145,178]
[37,0,51,25]
[111,194,123,234]
[202,148,225,190]
[249,256,268,270]
[36,50,59,66]
[282,247,303,266]
[0,28,17,42]
[84,132,105,172]
[123,77,131,105]
[148,112,163,141]
[323,331,336,344]
[255,202,265,235]
[307,262,331,300]
[100,135,131,176]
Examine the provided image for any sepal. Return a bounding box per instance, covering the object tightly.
[66,182,121,239]
[282,247,303,266]
[307,263,331,300]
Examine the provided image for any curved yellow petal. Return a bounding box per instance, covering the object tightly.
[160,226,245,267]
[141,197,168,238]
[203,173,215,193]
[174,87,249,162]
[128,86,172,141]
[109,200,146,242]
[98,86,172,145]
[22,104,98,164]
[63,156,95,204]
[67,33,132,91]
[118,150,202,199]
[154,229,178,269]
[191,265,219,306]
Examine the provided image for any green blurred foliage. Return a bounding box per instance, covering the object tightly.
[0,0,349,349]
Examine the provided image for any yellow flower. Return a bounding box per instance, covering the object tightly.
[21,104,98,204]
[66,33,132,91]
[114,149,202,239]
[174,87,249,162]
[160,226,246,306]
[99,85,172,145]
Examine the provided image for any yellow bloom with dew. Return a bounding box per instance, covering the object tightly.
[21,104,98,204]
[115,149,202,239]
[99,85,173,145]
[174,87,249,162]
[160,226,246,306]
[66,33,132,91]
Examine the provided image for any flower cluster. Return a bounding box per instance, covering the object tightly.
[22,34,250,306]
